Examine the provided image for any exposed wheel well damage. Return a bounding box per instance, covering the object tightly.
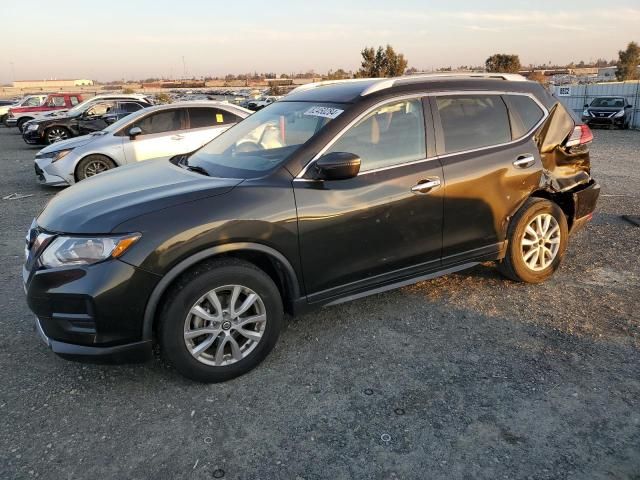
[530,190,575,229]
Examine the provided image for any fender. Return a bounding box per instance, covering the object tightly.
[141,242,302,340]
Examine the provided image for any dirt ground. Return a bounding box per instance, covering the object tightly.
[0,127,638,479]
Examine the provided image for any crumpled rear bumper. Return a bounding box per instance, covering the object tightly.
[570,180,600,233]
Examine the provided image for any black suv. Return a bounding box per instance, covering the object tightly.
[23,98,152,145]
[582,96,634,129]
[23,74,600,382]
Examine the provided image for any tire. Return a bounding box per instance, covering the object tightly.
[17,117,32,133]
[497,198,568,283]
[44,126,71,145]
[159,259,284,383]
[75,154,116,181]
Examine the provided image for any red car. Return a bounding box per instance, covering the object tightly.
[7,93,83,131]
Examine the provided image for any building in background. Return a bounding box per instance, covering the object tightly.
[12,79,94,89]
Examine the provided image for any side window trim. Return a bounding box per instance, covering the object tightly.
[294,91,549,179]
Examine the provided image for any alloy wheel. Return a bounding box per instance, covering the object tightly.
[183,285,267,367]
[47,128,68,144]
[520,213,560,271]
[84,160,111,177]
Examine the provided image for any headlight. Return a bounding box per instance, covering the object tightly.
[39,234,141,268]
[613,110,625,118]
[582,109,590,117]
[27,123,39,131]
[51,149,73,163]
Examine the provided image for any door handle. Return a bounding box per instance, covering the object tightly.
[513,154,535,168]
[171,134,184,140]
[411,178,441,194]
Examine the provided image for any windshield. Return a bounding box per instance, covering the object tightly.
[188,101,346,178]
[590,98,626,108]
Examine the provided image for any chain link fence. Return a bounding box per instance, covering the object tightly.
[550,81,640,129]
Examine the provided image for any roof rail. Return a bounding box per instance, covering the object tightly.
[289,78,377,95]
[361,72,528,96]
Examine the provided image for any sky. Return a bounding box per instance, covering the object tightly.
[1,0,638,83]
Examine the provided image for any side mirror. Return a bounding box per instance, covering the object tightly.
[128,126,142,139]
[583,104,589,108]
[313,152,361,180]
[625,104,633,109]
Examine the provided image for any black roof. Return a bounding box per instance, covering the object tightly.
[284,77,550,106]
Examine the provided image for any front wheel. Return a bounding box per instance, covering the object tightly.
[45,126,71,144]
[75,154,116,181]
[498,198,568,283]
[159,259,283,382]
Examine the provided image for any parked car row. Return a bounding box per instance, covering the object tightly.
[23,95,153,145]
[34,101,251,185]
[21,74,600,382]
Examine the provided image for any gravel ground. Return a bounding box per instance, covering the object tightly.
[0,127,638,480]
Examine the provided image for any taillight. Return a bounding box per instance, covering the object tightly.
[565,124,593,147]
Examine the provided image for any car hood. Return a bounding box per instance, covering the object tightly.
[587,107,623,113]
[37,160,243,234]
[38,134,97,154]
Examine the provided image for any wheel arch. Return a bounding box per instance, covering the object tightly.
[142,242,303,340]
[74,153,116,182]
[529,189,576,229]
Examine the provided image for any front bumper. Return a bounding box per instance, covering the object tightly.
[25,253,161,364]
[582,116,626,127]
[35,316,152,363]
[23,128,45,145]
[6,117,17,127]
[34,156,71,186]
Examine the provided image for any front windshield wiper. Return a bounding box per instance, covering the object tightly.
[184,165,210,176]
[176,156,209,176]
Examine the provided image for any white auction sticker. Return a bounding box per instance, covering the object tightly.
[304,106,344,119]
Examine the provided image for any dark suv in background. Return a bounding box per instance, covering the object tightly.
[23,74,599,382]
[23,97,153,145]
[582,96,634,129]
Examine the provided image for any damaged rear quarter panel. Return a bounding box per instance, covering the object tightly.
[536,103,591,193]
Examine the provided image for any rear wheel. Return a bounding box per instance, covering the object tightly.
[76,154,116,181]
[45,126,71,144]
[498,198,568,283]
[159,259,283,382]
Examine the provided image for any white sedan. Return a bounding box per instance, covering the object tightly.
[34,102,251,186]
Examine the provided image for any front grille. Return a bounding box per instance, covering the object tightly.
[589,110,616,118]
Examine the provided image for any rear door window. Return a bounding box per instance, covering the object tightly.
[503,95,545,139]
[130,109,186,135]
[119,102,145,113]
[435,95,511,154]
[70,96,80,106]
[48,97,66,107]
[188,107,241,128]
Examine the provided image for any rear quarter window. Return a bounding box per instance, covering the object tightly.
[504,95,545,139]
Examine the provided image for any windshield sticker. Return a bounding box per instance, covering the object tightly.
[304,106,344,119]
